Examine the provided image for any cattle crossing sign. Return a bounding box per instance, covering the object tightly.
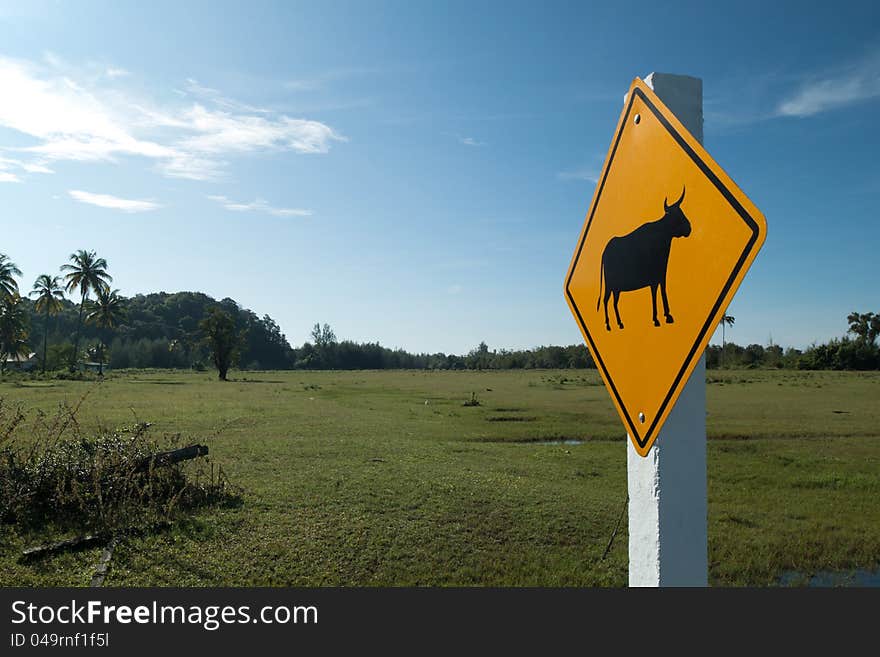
[564,77,767,457]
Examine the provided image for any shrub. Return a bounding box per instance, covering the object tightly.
[0,396,240,537]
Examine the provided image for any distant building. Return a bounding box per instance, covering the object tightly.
[3,352,38,371]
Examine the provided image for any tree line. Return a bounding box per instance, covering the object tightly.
[0,250,269,379]
[3,250,122,375]
[1,250,878,374]
[703,312,880,370]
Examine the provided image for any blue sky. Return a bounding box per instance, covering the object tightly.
[0,0,877,354]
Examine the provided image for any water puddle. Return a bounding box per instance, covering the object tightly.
[478,438,586,446]
[779,569,880,587]
[534,439,584,446]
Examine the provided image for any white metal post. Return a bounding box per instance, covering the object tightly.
[627,72,708,587]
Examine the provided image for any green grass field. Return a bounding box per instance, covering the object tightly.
[1,368,879,586]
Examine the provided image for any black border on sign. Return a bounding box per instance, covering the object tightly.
[565,86,761,450]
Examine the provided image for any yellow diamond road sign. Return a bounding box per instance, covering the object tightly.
[565,78,767,457]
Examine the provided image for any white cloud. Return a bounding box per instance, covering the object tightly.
[0,155,51,175]
[20,161,53,174]
[777,51,880,117]
[160,154,226,182]
[106,67,130,79]
[179,105,344,155]
[557,168,599,183]
[183,77,269,114]
[0,56,345,182]
[0,172,21,183]
[68,189,160,212]
[207,195,312,217]
[184,78,218,98]
[0,56,175,164]
[458,136,484,146]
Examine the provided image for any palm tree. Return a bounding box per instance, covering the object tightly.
[85,288,125,375]
[29,274,65,372]
[0,253,22,300]
[0,294,30,373]
[720,314,735,367]
[61,250,112,372]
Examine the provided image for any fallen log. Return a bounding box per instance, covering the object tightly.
[89,538,117,587]
[22,533,105,558]
[135,444,208,472]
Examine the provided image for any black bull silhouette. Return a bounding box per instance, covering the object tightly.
[597,187,692,331]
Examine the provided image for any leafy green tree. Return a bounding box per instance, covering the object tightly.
[311,322,336,346]
[310,322,337,368]
[765,344,784,368]
[169,336,199,369]
[719,314,735,367]
[0,254,21,300]
[45,342,75,371]
[86,288,126,375]
[847,311,880,347]
[466,341,492,370]
[30,274,65,372]
[0,294,30,373]
[61,250,112,371]
[200,307,243,380]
